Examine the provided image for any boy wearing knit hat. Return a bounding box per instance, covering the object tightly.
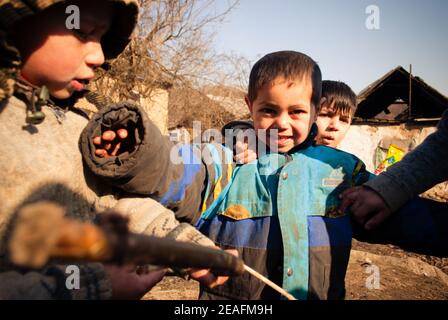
[0,0,227,299]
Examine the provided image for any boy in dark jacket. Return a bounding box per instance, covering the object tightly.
[0,0,226,299]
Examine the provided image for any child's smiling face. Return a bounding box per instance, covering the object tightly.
[16,0,114,99]
[247,75,316,153]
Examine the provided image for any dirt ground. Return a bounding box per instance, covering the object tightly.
[346,240,448,299]
[144,240,448,300]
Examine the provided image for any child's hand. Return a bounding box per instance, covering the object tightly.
[340,186,392,230]
[104,264,166,300]
[234,139,257,164]
[93,129,128,158]
[188,249,238,289]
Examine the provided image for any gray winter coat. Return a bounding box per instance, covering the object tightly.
[0,94,214,299]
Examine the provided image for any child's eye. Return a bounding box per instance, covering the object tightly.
[74,27,97,41]
[260,108,276,115]
[291,109,305,115]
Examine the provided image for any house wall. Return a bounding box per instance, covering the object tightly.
[339,124,447,202]
[139,88,169,135]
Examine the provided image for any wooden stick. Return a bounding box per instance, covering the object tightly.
[244,264,297,300]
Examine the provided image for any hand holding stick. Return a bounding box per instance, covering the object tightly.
[9,202,297,300]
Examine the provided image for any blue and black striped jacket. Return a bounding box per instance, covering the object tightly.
[196,137,371,300]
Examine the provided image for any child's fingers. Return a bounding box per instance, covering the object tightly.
[117,128,128,139]
[102,130,116,141]
[235,150,257,164]
[189,268,219,288]
[95,149,108,158]
[189,268,210,279]
[234,153,245,164]
[110,142,121,156]
[235,140,246,153]
[212,275,229,288]
[93,136,102,145]
[104,143,112,151]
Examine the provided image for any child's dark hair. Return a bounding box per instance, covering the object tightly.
[248,51,322,109]
[321,80,357,118]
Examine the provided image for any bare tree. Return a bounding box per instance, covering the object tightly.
[92,0,240,101]
[89,0,254,135]
[212,52,252,91]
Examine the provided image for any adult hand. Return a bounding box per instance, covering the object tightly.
[340,186,392,231]
[104,264,166,300]
[93,129,128,158]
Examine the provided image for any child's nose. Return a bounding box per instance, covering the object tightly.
[85,41,105,68]
[328,117,340,130]
[275,114,290,129]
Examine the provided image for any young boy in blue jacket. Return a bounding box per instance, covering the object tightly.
[194,51,370,300]
[82,51,447,300]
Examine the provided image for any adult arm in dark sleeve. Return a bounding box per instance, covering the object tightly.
[350,158,448,256]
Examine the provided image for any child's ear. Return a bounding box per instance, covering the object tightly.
[245,95,253,113]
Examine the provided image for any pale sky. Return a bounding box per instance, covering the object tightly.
[211,0,448,95]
